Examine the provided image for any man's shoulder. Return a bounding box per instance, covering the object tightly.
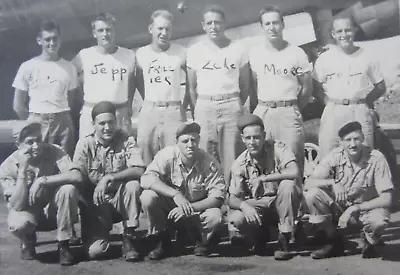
[0,151,19,171]
[117,46,135,55]
[231,150,249,170]
[156,145,178,159]
[17,57,40,70]
[369,148,386,162]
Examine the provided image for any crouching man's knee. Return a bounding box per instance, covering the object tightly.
[201,208,223,230]
[7,209,37,238]
[140,190,159,209]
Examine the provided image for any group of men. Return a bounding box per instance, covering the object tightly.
[1,3,393,267]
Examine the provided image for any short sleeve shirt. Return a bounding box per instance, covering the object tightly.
[249,43,311,101]
[186,40,248,96]
[313,46,383,100]
[141,146,226,202]
[0,144,74,206]
[229,140,296,199]
[136,44,186,102]
[73,46,135,104]
[72,130,145,186]
[311,146,393,203]
[12,58,78,113]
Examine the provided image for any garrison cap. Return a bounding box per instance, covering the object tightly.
[237,114,265,132]
[91,101,116,121]
[13,119,42,143]
[338,121,362,138]
[175,122,201,138]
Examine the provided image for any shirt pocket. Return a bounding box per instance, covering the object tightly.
[112,152,126,172]
[88,160,102,182]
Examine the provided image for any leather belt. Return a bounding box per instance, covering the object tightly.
[198,92,239,101]
[329,98,366,105]
[145,100,181,107]
[29,111,70,119]
[258,99,297,108]
[84,101,128,109]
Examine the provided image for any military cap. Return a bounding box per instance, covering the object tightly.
[237,114,265,132]
[91,101,116,121]
[176,122,201,138]
[13,119,42,143]
[338,121,362,138]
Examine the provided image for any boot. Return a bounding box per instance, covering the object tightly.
[20,232,36,260]
[274,232,292,261]
[311,232,345,259]
[360,232,380,259]
[251,226,270,256]
[148,230,171,260]
[122,234,141,262]
[59,240,74,266]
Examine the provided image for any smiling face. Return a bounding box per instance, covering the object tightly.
[37,29,61,56]
[340,130,364,158]
[93,113,117,143]
[331,18,356,50]
[202,11,226,41]
[92,20,116,49]
[176,133,200,160]
[149,15,172,48]
[18,129,44,160]
[260,11,284,42]
[241,125,266,157]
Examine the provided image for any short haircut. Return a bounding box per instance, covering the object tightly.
[259,5,284,24]
[203,4,226,20]
[91,12,116,30]
[331,15,358,31]
[38,20,60,36]
[150,10,173,24]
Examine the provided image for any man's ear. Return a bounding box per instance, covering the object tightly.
[148,24,153,34]
[36,36,42,46]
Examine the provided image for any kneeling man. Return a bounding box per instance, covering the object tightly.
[140,122,226,259]
[228,114,302,260]
[72,101,146,261]
[304,121,393,259]
[0,120,81,265]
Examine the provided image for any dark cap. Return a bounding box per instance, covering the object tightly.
[175,122,201,138]
[237,114,265,132]
[13,119,42,143]
[91,101,116,121]
[338,121,362,138]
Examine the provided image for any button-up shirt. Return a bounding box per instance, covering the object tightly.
[141,146,226,203]
[311,145,393,204]
[0,144,74,207]
[72,130,145,186]
[229,140,296,199]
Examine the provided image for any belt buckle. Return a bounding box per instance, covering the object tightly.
[270,102,277,108]
[214,95,224,101]
[156,101,168,107]
[342,99,350,105]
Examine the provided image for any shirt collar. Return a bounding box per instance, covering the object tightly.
[176,147,201,172]
[340,145,371,168]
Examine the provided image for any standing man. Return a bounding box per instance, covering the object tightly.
[136,10,189,165]
[314,16,386,158]
[13,21,78,157]
[140,122,226,260]
[73,13,135,138]
[186,4,250,182]
[304,122,393,259]
[0,120,82,265]
[228,114,302,260]
[249,6,312,174]
[72,101,146,261]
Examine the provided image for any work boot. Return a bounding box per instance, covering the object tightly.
[230,231,247,247]
[274,232,292,261]
[194,241,209,257]
[20,232,36,260]
[59,240,74,266]
[292,221,307,246]
[122,234,141,262]
[251,226,270,256]
[360,232,380,259]
[148,230,171,260]
[311,233,345,259]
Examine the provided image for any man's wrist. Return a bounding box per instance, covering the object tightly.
[172,190,181,198]
[239,201,249,210]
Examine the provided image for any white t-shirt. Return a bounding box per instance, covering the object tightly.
[186,40,247,96]
[249,43,311,101]
[136,44,185,102]
[74,46,135,104]
[313,46,383,100]
[12,57,78,113]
